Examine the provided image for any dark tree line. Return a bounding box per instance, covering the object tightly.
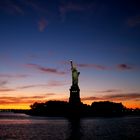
[27,100,140,117]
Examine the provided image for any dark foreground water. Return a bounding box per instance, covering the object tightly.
[0,113,140,140]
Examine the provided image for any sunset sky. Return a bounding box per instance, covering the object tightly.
[0,0,140,109]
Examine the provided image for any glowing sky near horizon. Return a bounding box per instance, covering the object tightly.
[0,0,140,109]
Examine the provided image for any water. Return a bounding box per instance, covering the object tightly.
[0,113,140,140]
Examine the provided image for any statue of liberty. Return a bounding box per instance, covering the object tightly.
[70,60,80,86]
[69,60,81,105]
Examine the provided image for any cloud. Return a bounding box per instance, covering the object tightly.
[60,2,85,14]
[77,63,136,71]
[0,0,50,32]
[0,88,15,92]
[0,80,15,92]
[61,61,108,70]
[104,93,140,100]
[62,61,138,71]
[17,84,46,89]
[0,74,28,78]
[45,93,56,96]
[47,80,68,87]
[0,0,48,15]
[24,0,48,14]
[82,96,102,101]
[0,93,56,104]
[18,81,67,89]
[0,0,24,15]
[77,62,137,71]
[127,16,140,27]
[0,96,44,104]
[38,18,48,32]
[96,89,121,93]
[0,80,8,87]
[27,63,66,75]
[82,93,140,101]
[0,0,97,32]
[59,1,95,19]
[77,63,107,70]
[117,64,133,70]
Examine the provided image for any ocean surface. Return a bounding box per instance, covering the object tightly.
[0,113,140,140]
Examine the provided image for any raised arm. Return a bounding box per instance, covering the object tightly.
[70,60,73,70]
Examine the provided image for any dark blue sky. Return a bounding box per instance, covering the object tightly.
[0,0,140,109]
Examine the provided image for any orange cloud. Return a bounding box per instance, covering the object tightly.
[0,88,15,92]
[0,93,67,109]
[82,93,140,101]
[0,93,139,109]
[0,94,54,105]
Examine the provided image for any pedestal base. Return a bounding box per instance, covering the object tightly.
[69,85,81,105]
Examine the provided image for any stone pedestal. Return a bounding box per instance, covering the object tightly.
[69,85,81,105]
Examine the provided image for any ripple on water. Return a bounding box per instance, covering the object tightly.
[0,113,140,140]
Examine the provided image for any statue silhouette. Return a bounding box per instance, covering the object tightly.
[70,60,80,86]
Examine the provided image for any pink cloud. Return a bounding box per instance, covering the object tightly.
[77,63,107,70]
[0,80,8,87]
[61,61,138,71]
[18,81,67,90]
[27,63,66,75]
[77,63,136,71]
[17,84,47,89]
[117,64,132,70]
[0,74,28,78]
[47,80,68,87]
[60,61,108,70]
[0,80,15,92]
[38,18,48,32]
